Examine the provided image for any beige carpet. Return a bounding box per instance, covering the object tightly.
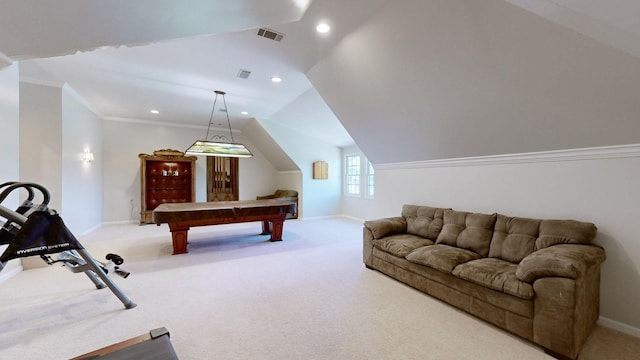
[0,218,638,359]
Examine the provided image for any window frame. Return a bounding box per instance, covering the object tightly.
[344,153,361,197]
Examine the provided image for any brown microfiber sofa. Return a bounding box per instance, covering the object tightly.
[363,204,606,359]
[256,189,298,219]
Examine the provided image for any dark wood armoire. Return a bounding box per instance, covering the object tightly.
[138,149,196,224]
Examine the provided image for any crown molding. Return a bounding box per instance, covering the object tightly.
[19,76,65,88]
[104,116,205,129]
[0,51,12,70]
[18,79,103,117]
[375,144,640,170]
[62,83,103,117]
[103,116,243,134]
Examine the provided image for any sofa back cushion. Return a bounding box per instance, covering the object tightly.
[274,189,298,197]
[489,215,540,263]
[402,205,446,241]
[536,219,597,250]
[435,210,497,257]
[489,215,598,263]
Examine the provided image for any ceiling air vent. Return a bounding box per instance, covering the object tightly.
[257,28,284,42]
[237,69,252,79]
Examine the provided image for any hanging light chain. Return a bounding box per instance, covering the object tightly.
[204,91,219,141]
[220,91,235,143]
[205,90,234,143]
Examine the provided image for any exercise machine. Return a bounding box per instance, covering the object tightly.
[0,181,136,309]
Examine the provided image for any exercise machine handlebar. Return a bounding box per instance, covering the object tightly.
[0,182,50,207]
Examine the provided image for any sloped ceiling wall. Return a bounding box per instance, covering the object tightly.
[308,0,640,164]
[243,119,299,171]
[506,0,640,60]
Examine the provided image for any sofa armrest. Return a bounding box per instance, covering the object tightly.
[363,217,407,239]
[362,217,405,268]
[516,244,606,283]
[256,195,276,200]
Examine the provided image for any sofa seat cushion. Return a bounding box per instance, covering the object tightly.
[406,244,481,273]
[372,234,434,258]
[452,258,534,300]
[373,248,535,318]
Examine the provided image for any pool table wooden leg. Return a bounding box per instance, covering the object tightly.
[168,223,190,255]
[269,220,284,242]
[261,220,271,235]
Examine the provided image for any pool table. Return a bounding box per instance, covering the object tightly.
[152,199,296,254]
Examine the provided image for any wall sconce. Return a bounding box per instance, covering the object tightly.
[82,150,94,163]
[312,161,328,179]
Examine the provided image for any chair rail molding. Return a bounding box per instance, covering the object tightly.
[375,144,640,170]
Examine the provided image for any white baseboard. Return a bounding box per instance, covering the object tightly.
[340,215,366,223]
[101,220,139,226]
[0,263,23,284]
[598,316,640,338]
[78,222,104,236]
[299,215,341,221]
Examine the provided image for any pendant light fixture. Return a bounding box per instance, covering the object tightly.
[185,90,253,157]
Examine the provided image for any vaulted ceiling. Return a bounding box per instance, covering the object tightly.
[1,0,387,148]
[2,0,640,163]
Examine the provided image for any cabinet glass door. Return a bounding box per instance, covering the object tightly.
[207,156,238,201]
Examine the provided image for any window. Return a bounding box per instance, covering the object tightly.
[344,153,375,198]
[345,154,361,195]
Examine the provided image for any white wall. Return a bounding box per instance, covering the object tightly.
[274,170,302,215]
[374,146,640,336]
[257,119,341,218]
[61,86,103,234]
[274,171,302,192]
[341,145,375,222]
[0,63,22,279]
[0,64,20,188]
[16,82,103,235]
[102,119,279,223]
[238,138,281,201]
[19,82,62,211]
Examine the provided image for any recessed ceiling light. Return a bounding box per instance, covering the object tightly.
[316,23,331,33]
[271,76,282,83]
[241,111,248,115]
[150,109,159,114]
